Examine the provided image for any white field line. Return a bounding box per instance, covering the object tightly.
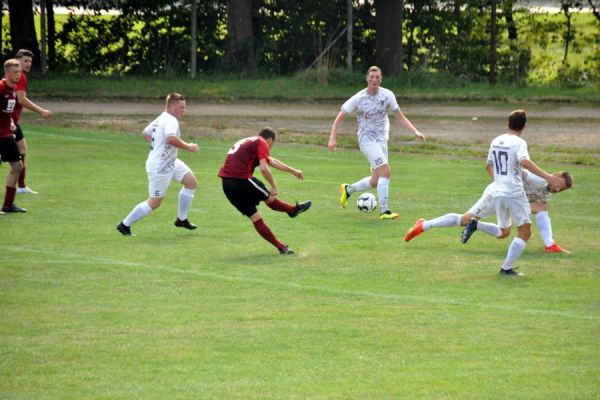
[3,245,598,322]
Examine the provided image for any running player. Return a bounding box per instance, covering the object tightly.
[117,93,199,235]
[327,66,426,220]
[218,127,311,254]
[13,49,53,194]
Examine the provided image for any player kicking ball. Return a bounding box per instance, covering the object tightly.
[218,127,311,254]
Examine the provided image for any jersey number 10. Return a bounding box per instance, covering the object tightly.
[492,150,509,176]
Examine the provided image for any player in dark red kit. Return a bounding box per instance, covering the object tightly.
[0,59,26,213]
[13,49,53,194]
[218,127,311,254]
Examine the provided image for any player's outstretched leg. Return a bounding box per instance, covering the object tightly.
[460,218,478,244]
[288,201,312,218]
[405,219,425,242]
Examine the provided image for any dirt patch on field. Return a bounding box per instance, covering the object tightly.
[33,100,600,150]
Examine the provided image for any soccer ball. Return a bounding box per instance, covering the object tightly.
[357,192,377,212]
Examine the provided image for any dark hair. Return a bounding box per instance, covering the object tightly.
[15,49,34,59]
[258,127,277,141]
[559,171,573,188]
[508,109,527,131]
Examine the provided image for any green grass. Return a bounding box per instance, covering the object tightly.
[1,125,599,399]
[28,73,600,104]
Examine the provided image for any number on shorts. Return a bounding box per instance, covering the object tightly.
[492,150,509,176]
[374,157,384,166]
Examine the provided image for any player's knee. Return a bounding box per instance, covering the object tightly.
[498,228,511,239]
[147,198,163,209]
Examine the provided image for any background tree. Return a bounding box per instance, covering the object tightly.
[226,0,256,74]
[375,0,404,75]
[560,0,583,64]
[8,0,40,66]
[587,0,600,20]
[489,0,497,84]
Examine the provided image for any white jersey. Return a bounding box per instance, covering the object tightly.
[341,87,400,142]
[487,133,530,198]
[523,170,551,203]
[143,111,181,175]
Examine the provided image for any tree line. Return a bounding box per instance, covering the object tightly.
[2,0,599,84]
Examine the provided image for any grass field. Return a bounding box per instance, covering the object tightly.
[1,124,599,399]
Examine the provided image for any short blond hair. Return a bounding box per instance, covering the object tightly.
[4,59,20,72]
[366,66,381,75]
[166,92,185,107]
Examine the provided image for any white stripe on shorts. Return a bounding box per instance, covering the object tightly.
[248,178,270,197]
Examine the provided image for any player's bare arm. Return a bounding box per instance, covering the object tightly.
[269,157,304,181]
[328,111,346,151]
[166,136,198,153]
[16,91,53,118]
[393,109,426,142]
[259,158,277,196]
[485,162,495,180]
[521,159,562,191]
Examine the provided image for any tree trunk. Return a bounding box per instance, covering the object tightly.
[40,0,47,74]
[588,0,600,20]
[226,0,256,74]
[47,0,56,69]
[375,0,404,75]
[503,0,517,40]
[8,0,40,68]
[561,2,572,64]
[190,0,198,79]
[346,0,353,70]
[489,0,497,84]
[1,0,3,57]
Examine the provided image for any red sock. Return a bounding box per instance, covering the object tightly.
[266,198,295,214]
[253,218,285,250]
[3,186,16,208]
[18,154,26,188]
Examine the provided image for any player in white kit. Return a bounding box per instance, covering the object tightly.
[328,66,426,220]
[480,110,562,275]
[117,93,199,235]
[404,170,573,254]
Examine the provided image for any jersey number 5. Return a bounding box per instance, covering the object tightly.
[492,150,509,176]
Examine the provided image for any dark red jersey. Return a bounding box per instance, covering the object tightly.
[218,136,271,179]
[12,71,26,123]
[0,79,18,138]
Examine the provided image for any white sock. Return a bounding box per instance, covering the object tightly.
[347,177,372,195]
[476,221,502,237]
[501,237,527,271]
[123,201,153,226]
[178,187,195,220]
[423,213,460,231]
[536,211,554,247]
[377,177,390,212]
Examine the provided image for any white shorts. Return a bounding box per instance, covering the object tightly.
[494,195,531,229]
[359,138,388,170]
[147,159,191,198]
[467,191,495,219]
